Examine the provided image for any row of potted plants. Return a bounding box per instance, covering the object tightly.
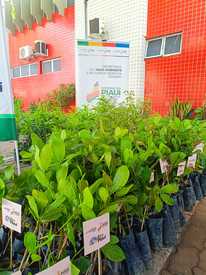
[1,99,206,274]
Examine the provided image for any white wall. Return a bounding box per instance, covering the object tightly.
[75,0,148,99]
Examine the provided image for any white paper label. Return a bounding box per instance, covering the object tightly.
[160,159,169,174]
[150,171,155,183]
[2,199,22,233]
[187,154,197,169]
[177,161,186,176]
[12,272,22,275]
[193,142,204,153]
[36,257,70,275]
[83,213,110,256]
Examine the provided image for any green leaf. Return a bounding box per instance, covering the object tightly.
[101,244,125,262]
[81,204,96,220]
[31,253,41,263]
[104,151,112,168]
[98,187,109,203]
[40,194,65,222]
[155,197,163,213]
[161,184,179,194]
[31,133,44,149]
[100,203,120,214]
[111,166,130,193]
[160,194,174,206]
[74,256,91,273]
[20,151,33,161]
[79,129,91,141]
[41,207,63,223]
[40,144,52,170]
[0,178,5,198]
[51,136,65,162]
[116,184,133,197]
[71,263,80,275]
[4,166,14,180]
[26,195,39,220]
[66,222,76,251]
[83,187,94,209]
[123,195,138,205]
[56,166,68,183]
[89,178,103,194]
[35,170,49,189]
[110,235,119,245]
[61,129,67,141]
[32,189,48,209]
[24,232,37,254]
[123,149,133,165]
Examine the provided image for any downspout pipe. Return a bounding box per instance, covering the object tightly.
[84,0,88,39]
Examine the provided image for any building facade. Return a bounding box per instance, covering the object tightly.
[145,0,206,114]
[7,2,74,108]
[5,0,206,113]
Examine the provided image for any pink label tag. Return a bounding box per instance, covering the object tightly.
[12,272,22,275]
[83,213,110,256]
[193,143,204,153]
[150,171,154,183]
[36,257,70,275]
[2,199,22,233]
[177,161,186,176]
[187,154,197,168]
[160,159,169,174]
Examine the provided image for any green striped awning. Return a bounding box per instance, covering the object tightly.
[5,0,74,34]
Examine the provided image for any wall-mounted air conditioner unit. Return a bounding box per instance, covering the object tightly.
[34,40,48,56]
[19,45,33,59]
[89,18,109,41]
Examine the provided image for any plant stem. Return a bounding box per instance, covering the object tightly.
[98,249,102,275]
[9,230,13,270]
[72,247,84,260]
[19,222,39,271]
[58,234,67,260]
[141,206,148,232]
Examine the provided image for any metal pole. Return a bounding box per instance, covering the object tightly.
[84,0,88,39]
[0,0,21,175]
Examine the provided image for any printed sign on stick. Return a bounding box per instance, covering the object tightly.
[2,199,22,233]
[193,143,204,153]
[160,159,169,174]
[83,213,110,256]
[36,257,70,275]
[177,161,186,176]
[187,154,197,169]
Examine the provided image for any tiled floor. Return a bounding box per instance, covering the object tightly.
[161,199,206,275]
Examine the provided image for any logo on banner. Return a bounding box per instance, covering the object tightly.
[83,213,110,256]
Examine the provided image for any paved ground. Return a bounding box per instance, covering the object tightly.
[161,198,206,275]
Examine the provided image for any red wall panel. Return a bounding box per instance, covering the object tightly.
[9,6,74,108]
[145,0,206,115]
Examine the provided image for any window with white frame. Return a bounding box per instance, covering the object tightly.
[146,33,182,58]
[42,58,61,74]
[12,63,38,78]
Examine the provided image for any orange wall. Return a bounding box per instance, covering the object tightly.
[145,0,206,114]
[9,6,75,108]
